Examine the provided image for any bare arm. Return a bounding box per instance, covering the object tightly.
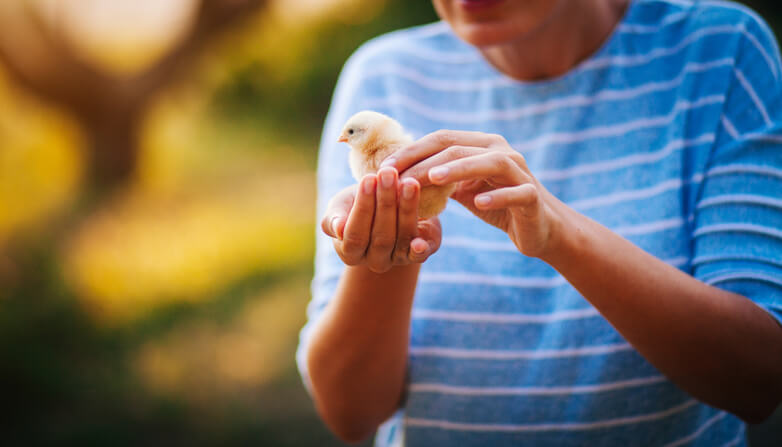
[544,199,782,423]
[390,129,782,423]
[306,169,441,443]
[307,264,419,443]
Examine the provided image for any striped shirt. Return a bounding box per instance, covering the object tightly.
[297,0,782,445]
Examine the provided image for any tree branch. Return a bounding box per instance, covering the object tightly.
[0,0,268,119]
[0,1,113,119]
[129,0,268,103]
[0,0,269,190]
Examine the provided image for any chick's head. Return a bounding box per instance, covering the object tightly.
[338,110,403,154]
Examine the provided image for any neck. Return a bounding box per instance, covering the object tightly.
[480,0,629,81]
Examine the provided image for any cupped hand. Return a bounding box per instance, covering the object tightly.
[321,167,442,273]
[386,130,565,259]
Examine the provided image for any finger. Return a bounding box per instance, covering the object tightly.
[408,236,441,263]
[392,178,420,264]
[428,151,529,186]
[333,216,347,240]
[321,185,357,239]
[408,237,430,263]
[366,168,399,272]
[451,181,494,212]
[417,218,442,252]
[322,215,338,238]
[409,218,442,263]
[321,215,343,239]
[474,183,540,215]
[340,175,377,264]
[322,212,349,240]
[458,179,488,193]
[399,145,486,187]
[381,130,502,172]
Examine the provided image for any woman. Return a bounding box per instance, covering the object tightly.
[298,0,782,445]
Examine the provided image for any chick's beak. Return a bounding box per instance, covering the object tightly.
[337,134,348,143]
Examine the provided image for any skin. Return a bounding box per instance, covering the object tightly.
[306,0,782,442]
[309,171,438,442]
[431,0,626,80]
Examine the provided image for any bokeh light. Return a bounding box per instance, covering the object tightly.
[0,0,779,446]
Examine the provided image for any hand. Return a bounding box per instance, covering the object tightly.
[387,130,565,259]
[321,167,442,273]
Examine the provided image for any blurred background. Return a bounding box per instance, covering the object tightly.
[0,0,779,446]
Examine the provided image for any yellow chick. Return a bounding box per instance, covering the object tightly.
[338,111,455,219]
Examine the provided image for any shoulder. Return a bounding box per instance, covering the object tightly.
[628,0,779,58]
[688,0,778,51]
[629,0,773,28]
[620,0,781,83]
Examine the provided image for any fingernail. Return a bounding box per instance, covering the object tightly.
[331,217,341,237]
[380,157,396,168]
[412,240,426,254]
[402,181,415,200]
[380,169,395,188]
[363,176,376,194]
[430,166,449,180]
[476,195,492,206]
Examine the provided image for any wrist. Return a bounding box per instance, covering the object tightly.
[539,200,590,269]
[339,262,422,309]
[347,262,421,280]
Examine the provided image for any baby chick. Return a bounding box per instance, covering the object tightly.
[338,111,455,219]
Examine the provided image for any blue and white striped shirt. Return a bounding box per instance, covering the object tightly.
[298,0,782,445]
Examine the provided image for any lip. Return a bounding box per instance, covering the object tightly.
[458,0,504,12]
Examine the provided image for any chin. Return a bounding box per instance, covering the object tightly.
[451,21,533,48]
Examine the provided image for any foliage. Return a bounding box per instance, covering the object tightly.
[0,1,779,446]
[209,0,440,144]
[0,1,436,446]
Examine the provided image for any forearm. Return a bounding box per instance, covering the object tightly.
[306,263,419,442]
[543,203,782,422]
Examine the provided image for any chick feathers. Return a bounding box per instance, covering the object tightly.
[338,111,455,219]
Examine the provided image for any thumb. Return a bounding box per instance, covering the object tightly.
[321,214,346,239]
[321,185,358,239]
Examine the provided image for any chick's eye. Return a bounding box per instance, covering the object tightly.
[348,129,354,135]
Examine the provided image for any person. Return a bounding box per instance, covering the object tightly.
[297,0,782,445]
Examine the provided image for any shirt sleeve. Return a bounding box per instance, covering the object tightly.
[295,43,379,391]
[692,13,782,325]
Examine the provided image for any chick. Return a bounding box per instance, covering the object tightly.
[338,111,455,219]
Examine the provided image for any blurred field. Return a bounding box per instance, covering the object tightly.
[0,1,779,446]
[0,1,436,445]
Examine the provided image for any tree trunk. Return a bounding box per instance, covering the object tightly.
[82,111,142,195]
